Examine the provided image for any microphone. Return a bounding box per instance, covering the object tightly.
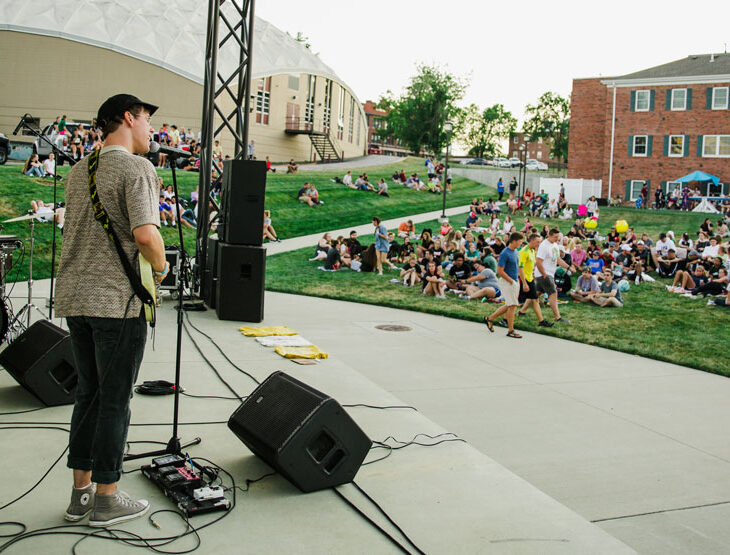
[149,141,191,158]
[13,114,31,136]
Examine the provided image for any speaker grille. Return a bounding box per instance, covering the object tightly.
[231,373,327,454]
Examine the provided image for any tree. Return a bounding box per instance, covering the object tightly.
[456,103,517,159]
[378,65,467,156]
[523,92,570,164]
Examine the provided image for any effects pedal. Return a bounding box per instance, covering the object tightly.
[141,454,231,517]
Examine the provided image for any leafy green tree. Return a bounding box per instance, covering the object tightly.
[456,103,517,159]
[523,92,570,164]
[378,65,467,156]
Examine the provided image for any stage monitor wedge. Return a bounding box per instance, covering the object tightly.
[228,372,372,493]
[0,320,76,406]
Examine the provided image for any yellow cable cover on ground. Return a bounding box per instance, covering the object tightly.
[239,325,298,337]
[274,346,329,359]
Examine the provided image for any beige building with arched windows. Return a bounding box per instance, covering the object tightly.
[0,0,367,162]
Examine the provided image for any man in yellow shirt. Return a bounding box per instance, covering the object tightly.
[518,233,553,327]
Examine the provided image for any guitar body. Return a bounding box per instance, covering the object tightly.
[139,254,158,322]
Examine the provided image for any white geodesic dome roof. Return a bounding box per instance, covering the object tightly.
[0,0,351,89]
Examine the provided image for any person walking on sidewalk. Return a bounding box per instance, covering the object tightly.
[534,228,571,324]
[485,232,524,338]
[516,233,554,327]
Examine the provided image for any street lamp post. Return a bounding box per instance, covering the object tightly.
[519,134,530,198]
[440,120,453,222]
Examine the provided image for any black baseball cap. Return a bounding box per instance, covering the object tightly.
[96,94,158,129]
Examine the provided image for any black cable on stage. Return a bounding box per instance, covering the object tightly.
[342,403,417,411]
[0,406,48,416]
[181,320,244,400]
[181,392,245,402]
[0,522,25,539]
[183,312,260,385]
[351,481,426,555]
[332,488,412,554]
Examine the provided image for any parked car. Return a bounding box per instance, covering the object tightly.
[494,157,511,168]
[33,122,87,164]
[0,133,9,164]
[525,159,548,171]
[465,158,488,165]
[508,157,523,168]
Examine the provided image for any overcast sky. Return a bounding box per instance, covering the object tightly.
[257,0,730,125]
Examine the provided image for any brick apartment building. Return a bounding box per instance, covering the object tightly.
[362,100,411,156]
[508,132,553,161]
[568,53,730,201]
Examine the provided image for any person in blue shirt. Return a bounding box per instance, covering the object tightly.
[373,216,392,275]
[586,250,605,274]
[497,177,504,201]
[484,232,524,338]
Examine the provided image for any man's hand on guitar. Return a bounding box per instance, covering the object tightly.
[153,261,170,284]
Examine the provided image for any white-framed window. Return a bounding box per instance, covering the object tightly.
[537,151,543,159]
[712,87,729,109]
[665,181,681,194]
[629,180,645,201]
[671,89,687,110]
[635,90,650,111]
[702,135,730,157]
[633,135,648,156]
[513,136,518,144]
[255,77,271,125]
[668,135,684,157]
[538,137,543,144]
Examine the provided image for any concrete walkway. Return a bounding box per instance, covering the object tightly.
[264,204,472,256]
[273,155,403,173]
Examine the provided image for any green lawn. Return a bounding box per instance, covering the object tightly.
[265,207,729,377]
[0,157,491,281]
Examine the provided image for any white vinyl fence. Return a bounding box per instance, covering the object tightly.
[537,178,602,205]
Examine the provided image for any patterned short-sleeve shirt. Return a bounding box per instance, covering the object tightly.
[55,146,160,319]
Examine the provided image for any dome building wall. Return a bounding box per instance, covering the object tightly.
[0,3,367,162]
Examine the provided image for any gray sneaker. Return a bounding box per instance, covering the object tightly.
[89,490,150,528]
[64,483,95,522]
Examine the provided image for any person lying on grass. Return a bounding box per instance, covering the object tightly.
[422,260,446,298]
[458,260,501,301]
[398,219,415,238]
[669,263,710,293]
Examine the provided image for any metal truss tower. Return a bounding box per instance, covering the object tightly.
[196,0,256,291]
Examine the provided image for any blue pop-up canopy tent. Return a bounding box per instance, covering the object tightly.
[674,170,720,185]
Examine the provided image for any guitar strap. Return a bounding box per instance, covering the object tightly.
[87,149,155,326]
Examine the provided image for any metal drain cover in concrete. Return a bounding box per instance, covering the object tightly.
[374,324,412,332]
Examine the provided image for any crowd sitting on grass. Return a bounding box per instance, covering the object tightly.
[304,206,730,324]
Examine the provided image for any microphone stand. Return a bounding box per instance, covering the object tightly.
[13,115,76,321]
[125,152,202,462]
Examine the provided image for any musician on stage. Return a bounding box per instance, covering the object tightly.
[55,94,169,527]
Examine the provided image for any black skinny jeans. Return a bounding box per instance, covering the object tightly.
[66,313,147,484]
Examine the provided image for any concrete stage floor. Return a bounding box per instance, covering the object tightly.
[1,281,728,553]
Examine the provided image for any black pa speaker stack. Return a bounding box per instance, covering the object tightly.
[0,320,77,406]
[228,372,372,492]
[206,159,267,322]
